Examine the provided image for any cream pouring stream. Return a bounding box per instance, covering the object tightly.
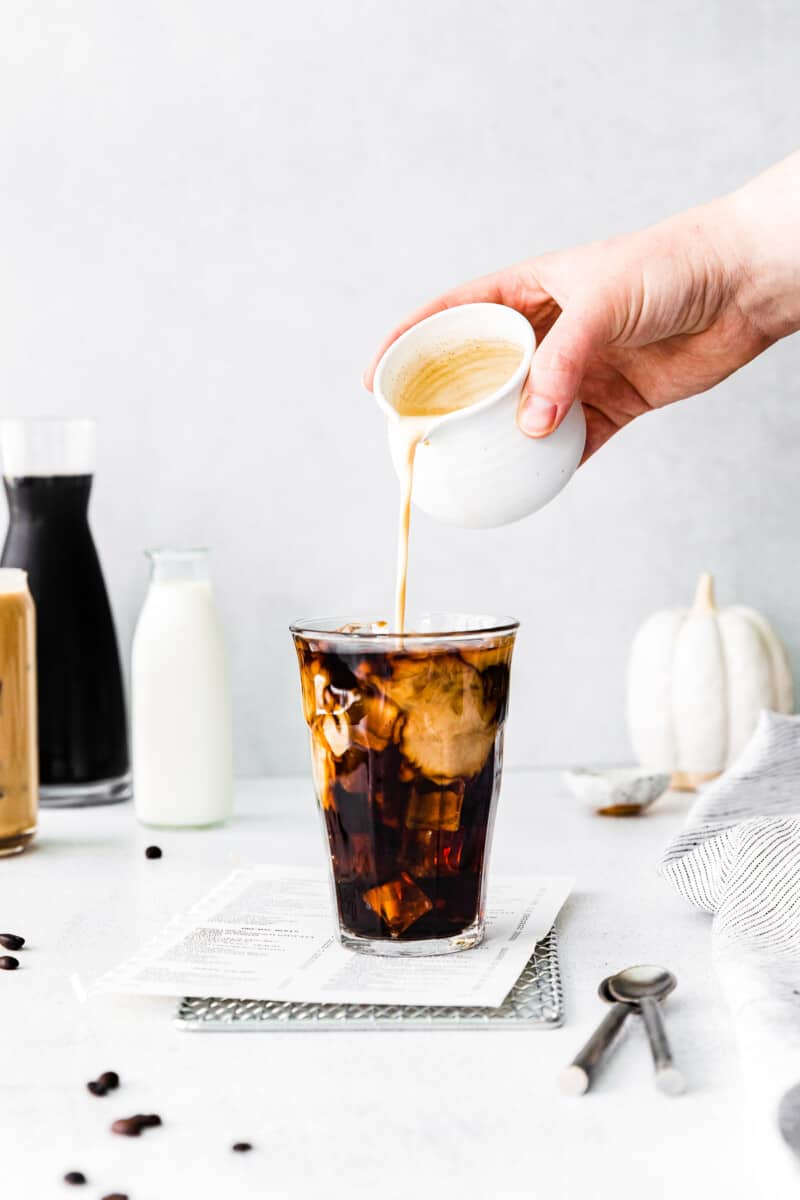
[391,338,524,633]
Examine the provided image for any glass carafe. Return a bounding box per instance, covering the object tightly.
[0,419,130,806]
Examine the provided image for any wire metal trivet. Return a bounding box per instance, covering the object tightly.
[174,927,562,1032]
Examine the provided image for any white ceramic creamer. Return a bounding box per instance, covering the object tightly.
[132,548,233,827]
[373,302,586,528]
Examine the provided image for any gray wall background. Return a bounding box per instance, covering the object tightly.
[1,1,799,776]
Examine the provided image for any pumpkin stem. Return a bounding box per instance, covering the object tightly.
[692,572,717,614]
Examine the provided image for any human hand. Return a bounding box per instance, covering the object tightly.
[364,153,800,460]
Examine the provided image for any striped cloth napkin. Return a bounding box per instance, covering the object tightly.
[660,709,800,1185]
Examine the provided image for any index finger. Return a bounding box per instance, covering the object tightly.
[362,271,510,391]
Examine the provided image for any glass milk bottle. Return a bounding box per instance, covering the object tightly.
[132,549,233,827]
[0,569,38,855]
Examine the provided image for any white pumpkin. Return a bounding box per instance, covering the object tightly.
[627,573,793,789]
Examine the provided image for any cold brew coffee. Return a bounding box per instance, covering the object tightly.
[292,616,517,954]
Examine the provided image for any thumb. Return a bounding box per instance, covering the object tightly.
[517,303,610,438]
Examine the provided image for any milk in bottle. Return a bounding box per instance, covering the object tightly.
[132,549,233,827]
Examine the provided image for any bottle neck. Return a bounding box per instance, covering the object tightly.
[148,549,210,585]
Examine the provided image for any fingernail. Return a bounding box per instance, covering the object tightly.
[518,394,557,436]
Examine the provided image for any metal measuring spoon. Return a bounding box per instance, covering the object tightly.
[608,965,685,1095]
[558,976,634,1095]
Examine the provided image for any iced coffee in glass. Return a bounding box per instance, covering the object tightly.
[291,613,517,955]
[0,568,38,855]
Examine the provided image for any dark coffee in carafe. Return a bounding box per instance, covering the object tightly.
[0,421,129,805]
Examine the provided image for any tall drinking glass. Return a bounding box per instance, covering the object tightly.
[0,419,130,805]
[0,568,38,854]
[291,613,518,956]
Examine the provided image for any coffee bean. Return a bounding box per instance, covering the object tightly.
[88,1069,119,1095]
[232,1142,253,1152]
[0,955,19,970]
[112,1112,161,1136]
[144,845,162,859]
[63,1171,87,1185]
[0,933,24,951]
[111,1117,141,1137]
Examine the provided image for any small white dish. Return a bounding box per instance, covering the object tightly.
[563,767,671,816]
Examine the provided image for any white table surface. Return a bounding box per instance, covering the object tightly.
[2,770,766,1200]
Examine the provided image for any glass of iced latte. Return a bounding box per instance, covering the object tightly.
[291,614,518,955]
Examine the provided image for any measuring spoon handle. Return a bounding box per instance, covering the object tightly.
[639,996,685,1095]
[559,1002,631,1095]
